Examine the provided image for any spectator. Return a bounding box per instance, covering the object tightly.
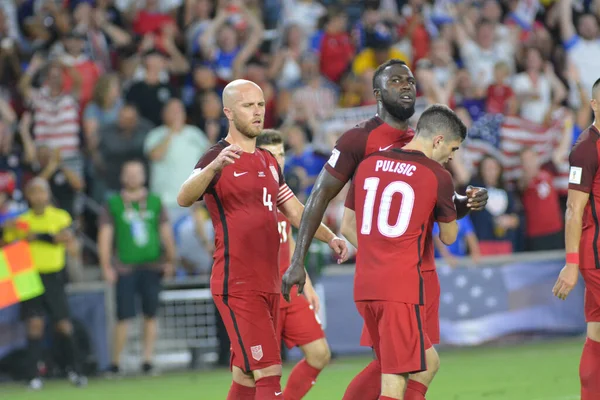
[190,90,228,143]
[19,56,84,178]
[199,3,264,85]
[519,148,564,251]
[97,160,176,376]
[559,0,600,99]
[432,217,481,268]
[268,24,307,90]
[428,38,457,89]
[144,98,209,219]
[35,146,84,217]
[511,47,567,124]
[486,61,516,115]
[469,155,520,255]
[83,74,124,155]
[95,104,153,196]
[282,0,326,36]
[125,49,179,126]
[180,0,214,58]
[351,27,409,77]
[284,124,327,200]
[318,8,354,84]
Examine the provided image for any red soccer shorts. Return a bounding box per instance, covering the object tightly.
[581,268,600,322]
[359,271,438,348]
[278,292,325,349]
[356,300,428,375]
[213,291,281,372]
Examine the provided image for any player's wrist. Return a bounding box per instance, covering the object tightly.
[566,252,579,266]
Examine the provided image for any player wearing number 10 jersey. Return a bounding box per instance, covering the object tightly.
[177,80,347,400]
[347,105,466,400]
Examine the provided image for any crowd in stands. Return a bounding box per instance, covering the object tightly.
[0,0,592,277]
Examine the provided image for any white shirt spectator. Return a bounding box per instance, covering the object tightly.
[460,40,514,87]
[512,72,552,124]
[282,0,326,36]
[565,36,600,98]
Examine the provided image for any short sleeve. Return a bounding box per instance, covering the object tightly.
[98,205,114,226]
[144,127,166,155]
[192,143,226,193]
[568,137,599,193]
[344,180,356,211]
[324,127,367,183]
[433,168,457,223]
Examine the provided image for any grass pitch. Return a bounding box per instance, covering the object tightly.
[1,337,583,400]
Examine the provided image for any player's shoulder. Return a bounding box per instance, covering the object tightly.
[338,116,384,142]
[195,140,227,169]
[573,125,600,150]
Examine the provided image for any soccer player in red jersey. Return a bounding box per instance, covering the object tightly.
[347,104,465,399]
[257,130,331,400]
[553,77,600,400]
[281,60,488,400]
[177,80,348,400]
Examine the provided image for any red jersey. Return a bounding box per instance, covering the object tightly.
[522,170,563,237]
[348,150,456,304]
[486,84,514,114]
[195,140,295,294]
[278,212,292,275]
[568,125,600,270]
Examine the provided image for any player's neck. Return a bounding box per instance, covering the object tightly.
[32,205,47,215]
[225,131,256,153]
[593,119,600,132]
[403,139,431,158]
[376,109,409,130]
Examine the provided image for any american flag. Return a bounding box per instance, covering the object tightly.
[461,110,570,194]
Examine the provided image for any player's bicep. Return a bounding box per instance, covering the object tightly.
[434,170,457,223]
[566,189,590,219]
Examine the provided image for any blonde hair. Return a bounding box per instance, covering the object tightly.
[92,74,118,109]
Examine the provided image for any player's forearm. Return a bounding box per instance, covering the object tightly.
[291,189,335,266]
[314,222,336,244]
[178,165,217,207]
[565,205,584,255]
[454,193,470,220]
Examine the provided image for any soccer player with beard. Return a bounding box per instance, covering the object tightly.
[177,80,348,400]
[281,60,489,400]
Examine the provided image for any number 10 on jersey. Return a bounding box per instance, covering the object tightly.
[361,177,415,238]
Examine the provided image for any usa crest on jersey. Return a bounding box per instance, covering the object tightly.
[251,345,263,361]
[269,165,279,183]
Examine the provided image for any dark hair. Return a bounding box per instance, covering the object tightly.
[257,129,284,147]
[416,104,468,141]
[372,59,407,91]
[593,77,600,97]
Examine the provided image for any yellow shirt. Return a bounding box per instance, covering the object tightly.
[352,48,411,77]
[3,207,72,273]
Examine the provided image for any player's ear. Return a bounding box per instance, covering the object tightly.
[373,88,381,102]
[433,135,444,148]
[223,107,233,121]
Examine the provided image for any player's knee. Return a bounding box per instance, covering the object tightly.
[305,340,331,370]
[55,319,73,335]
[426,347,441,375]
[27,317,45,338]
[253,364,283,381]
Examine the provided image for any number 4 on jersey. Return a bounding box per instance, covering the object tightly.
[263,187,273,211]
[361,177,415,238]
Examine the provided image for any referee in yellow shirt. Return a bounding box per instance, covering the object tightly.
[6,178,86,390]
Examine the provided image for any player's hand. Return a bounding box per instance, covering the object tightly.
[210,144,243,173]
[281,261,306,302]
[466,186,488,211]
[102,267,117,285]
[329,236,349,264]
[303,284,321,313]
[553,264,579,300]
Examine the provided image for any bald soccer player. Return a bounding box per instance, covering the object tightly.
[177,80,348,400]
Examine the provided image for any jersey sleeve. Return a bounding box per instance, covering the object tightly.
[276,162,295,206]
[568,139,599,193]
[192,143,225,195]
[324,127,368,183]
[433,168,457,223]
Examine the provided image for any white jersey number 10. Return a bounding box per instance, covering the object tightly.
[361,177,415,238]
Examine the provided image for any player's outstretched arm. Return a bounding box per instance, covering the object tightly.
[279,194,348,261]
[177,144,242,207]
[282,170,346,300]
[553,189,588,300]
[340,207,358,249]
[437,220,458,245]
